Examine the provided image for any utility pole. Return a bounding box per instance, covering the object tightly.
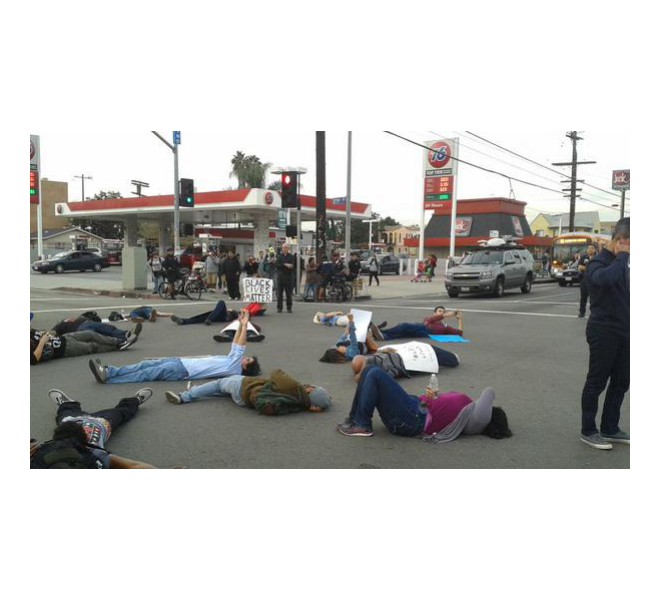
[345,132,352,253]
[316,132,327,264]
[74,174,93,202]
[552,131,596,232]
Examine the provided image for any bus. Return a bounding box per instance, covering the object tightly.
[550,232,610,279]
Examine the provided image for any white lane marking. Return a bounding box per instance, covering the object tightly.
[30,300,219,316]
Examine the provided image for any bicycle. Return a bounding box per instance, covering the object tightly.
[157,268,203,301]
[324,275,353,303]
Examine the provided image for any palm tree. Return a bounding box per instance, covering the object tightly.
[229,151,271,189]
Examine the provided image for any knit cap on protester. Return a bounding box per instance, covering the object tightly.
[308,386,332,410]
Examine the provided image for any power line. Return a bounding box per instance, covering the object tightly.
[384,131,624,214]
[463,130,625,200]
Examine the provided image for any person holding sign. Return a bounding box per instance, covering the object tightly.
[351,342,460,382]
[88,310,260,384]
[337,365,512,442]
[319,313,379,363]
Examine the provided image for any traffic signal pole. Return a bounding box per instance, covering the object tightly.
[152,131,180,252]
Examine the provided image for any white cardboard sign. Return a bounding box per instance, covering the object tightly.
[349,308,372,343]
[378,341,439,373]
[242,278,273,303]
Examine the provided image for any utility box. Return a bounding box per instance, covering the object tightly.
[122,246,148,290]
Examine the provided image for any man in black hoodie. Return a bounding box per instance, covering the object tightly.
[579,218,630,450]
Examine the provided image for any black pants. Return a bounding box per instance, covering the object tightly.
[181,300,229,324]
[368,272,380,286]
[226,277,241,300]
[579,278,589,315]
[580,324,630,436]
[56,398,140,432]
[277,275,293,311]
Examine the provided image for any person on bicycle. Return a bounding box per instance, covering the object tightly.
[162,247,180,299]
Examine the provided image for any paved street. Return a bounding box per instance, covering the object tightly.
[29,269,629,469]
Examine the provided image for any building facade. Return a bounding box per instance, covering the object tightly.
[406,197,552,259]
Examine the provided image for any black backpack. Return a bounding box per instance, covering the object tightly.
[30,439,108,469]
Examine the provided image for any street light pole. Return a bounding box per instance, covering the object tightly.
[365,219,380,251]
[346,132,352,254]
[151,131,180,252]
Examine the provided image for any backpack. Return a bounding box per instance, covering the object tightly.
[80,311,102,323]
[30,439,108,469]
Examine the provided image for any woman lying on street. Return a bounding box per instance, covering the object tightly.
[319,313,379,363]
[336,364,512,442]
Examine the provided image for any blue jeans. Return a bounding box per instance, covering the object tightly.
[79,321,128,341]
[336,322,366,359]
[381,323,429,340]
[182,375,245,405]
[107,358,189,384]
[349,366,426,436]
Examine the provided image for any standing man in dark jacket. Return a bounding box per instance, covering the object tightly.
[224,250,242,300]
[579,218,630,450]
[578,243,597,318]
[275,243,295,313]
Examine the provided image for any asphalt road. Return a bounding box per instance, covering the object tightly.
[29,274,629,469]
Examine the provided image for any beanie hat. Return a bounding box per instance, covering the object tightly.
[308,386,332,410]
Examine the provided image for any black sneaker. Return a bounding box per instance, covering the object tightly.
[578,312,585,318]
[88,359,108,383]
[134,388,153,404]
[580,433,613,450]
[369,323,385,341]
[119,334,138,350]
[213,335,231,343]
[48,389,75,406]
[171,315,184,325]
[337,422,374,437]
[601,430,630,445]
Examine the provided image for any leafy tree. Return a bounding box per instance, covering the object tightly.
[70,191,125,239]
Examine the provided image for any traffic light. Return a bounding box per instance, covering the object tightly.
[179,178,195,207]
[281,172,298,208]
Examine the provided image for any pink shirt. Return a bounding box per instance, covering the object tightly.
[422,392,473,435]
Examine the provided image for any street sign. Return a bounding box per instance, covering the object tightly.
[278,210,287,228]
[612,170,630,191]
[173,131,181,145]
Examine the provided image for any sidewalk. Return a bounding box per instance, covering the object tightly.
[30,269,556,303]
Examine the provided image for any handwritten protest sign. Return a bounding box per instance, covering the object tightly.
[378,341,439,373]
[242,278,273,303]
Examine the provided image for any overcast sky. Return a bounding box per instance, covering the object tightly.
[35,130,630,227]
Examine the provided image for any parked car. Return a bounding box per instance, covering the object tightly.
[444,240,535,298]
[555,265,581,287]
[32,250,107,274]
[360,252,400,275]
